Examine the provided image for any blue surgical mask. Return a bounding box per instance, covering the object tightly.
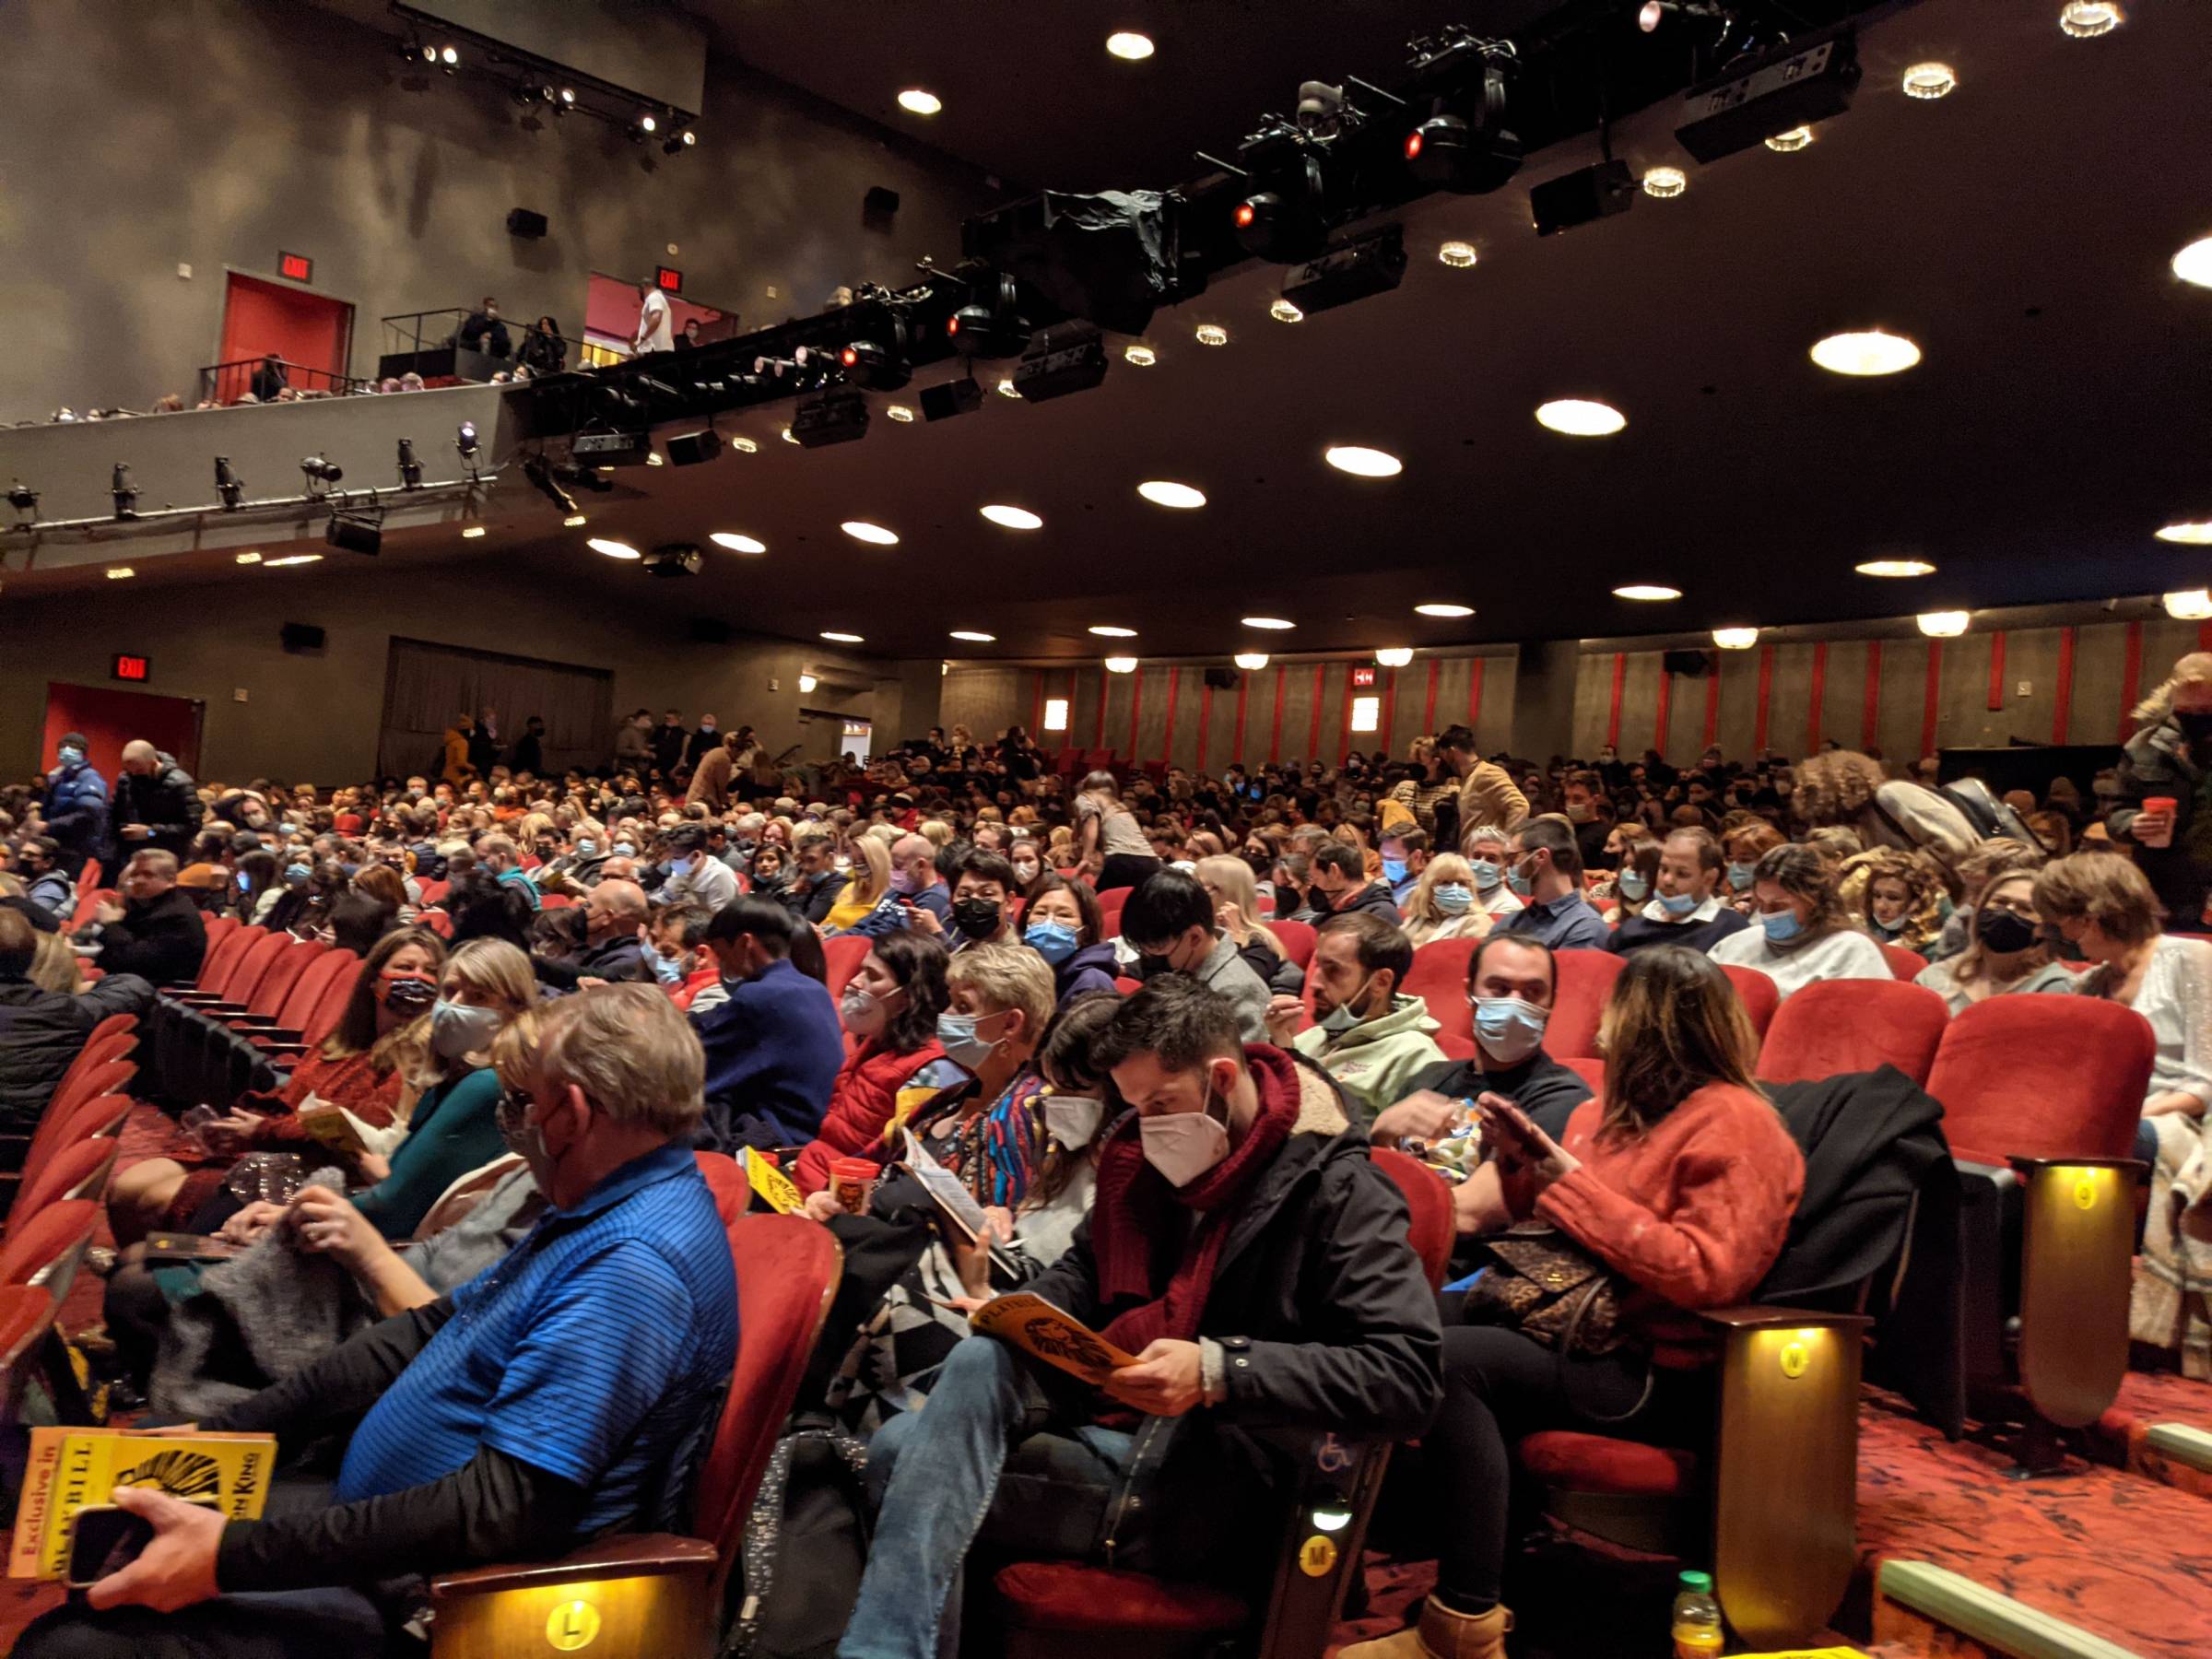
[284,863,311,887]
[668,856,693,877]
[576,839,596,856]
[1657,888,1700,917]
[1761,908,1806,943]
[1471,994,1548,1066]
[57,747,84,767]
[650,951,687,986]
[936,1011,1003,1070]
[1617,871,1651,902]
[1505,860,1534,898]
[1433,882,1474,915]
[279,823,299,837]
[613,841,636,857]
[1025,920,1080,965]
[1727,861,1758,889]
[1382,857,1407,885]
[1468,858,1502,893]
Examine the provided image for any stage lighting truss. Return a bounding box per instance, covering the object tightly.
[1402,31,1522,194]
[1231,122,1335,264]
[842,306,915,391]
[947,273,1026,358]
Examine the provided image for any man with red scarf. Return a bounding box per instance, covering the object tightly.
[838,977,1442,1659]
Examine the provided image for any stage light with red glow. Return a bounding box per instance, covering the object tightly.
[1234,201,1256,229]
[1403,131,1423,160]
[840,347,858,367]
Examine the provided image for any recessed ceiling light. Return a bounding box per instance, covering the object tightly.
[1901,62,1957,100]
[2164,591,2212,621]
[1765,126,1815,151]
[1535,398,1626,436]
[105,566,135,580]
[841,520,899,546]
[1438,241,1477,268]
[1194,324,1229,347]
[1104,655,1139,674]
[1124,343,1158,367]
[710,532,766,553]
[994,377,1020,398]
[1324,445,1403,478]
[886,405,915,423]
[1241,616,1296,630]
[1233,652,1270,671]
[1415,602,1475,618]
[949,629,996,642]
[2173,238,2212,289]
[587,537,641,559]
[1856,558,1937,576]
[1106,30,1155,60]
[897,88,942,116]
[980,504,1042,530]
[2156,522,2212,546]
[562,513,587,527]
[461,526,488,539]
[1811,330,1922,375]
[1088,625,1138,638]
[1375,648,1414,667]
[1712,627,1760,649]
[821,629,865,643]
[1269,298,1305,324]
[234,550,263,564]
[1917,610,1970,638]
[1642,166,1688,198]
[1613,583,1682,601]
[781,427,799,444]
[2060,2,2122,38]
[1137,480,1206,509]
[731,435,759,453]
[265,553,323,567]
[645,452,665,465]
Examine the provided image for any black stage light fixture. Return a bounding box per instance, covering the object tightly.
[6,479,37,526]
[1281,225,1406,316]
[643,542,703,577]
[325,508,382,556]
[551,460,615,493]
[300,454,344,497]
[1402,32,1521,194]
[523,453,578,514]
[661,129,696,156]
[1530,159,1635,236]
[455,419,483,474]
[841,325,912,392]
[792,386,870,449]
[396,437,423,489]
[214,455,245,510]
[919,377,982,422]
[1012,323,1109,404]
[571,428,653,465]
[111,463,138,522]
[947,273,1025,359]
[665,429,723,466]
[1675,22,1861,164]
[1232,155,1329,264]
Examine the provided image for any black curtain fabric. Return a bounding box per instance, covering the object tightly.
[376,636,611,780]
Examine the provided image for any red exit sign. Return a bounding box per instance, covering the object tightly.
[278,251,313,283]
[112,653,150,683]
[1350,666,1378,688]
[654,265,683,293]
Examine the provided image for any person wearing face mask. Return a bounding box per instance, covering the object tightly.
[1398,853,1494,948]
[1459,824,1526,924]
[1374,935,1594,1156]
[1610,828,1750,957]
[1308,839,1403,921]
[2109,652,2212,928]
[657,822,738,915]
[1707,843,1890,1001]
[1007,838,1045,894]
[1021,873,1119,1005]
[842,975,1442,1659]
[472,832,541,912]
[1594,826,1660,926]
[1119,868,1274,1041]
[1925,838,2043,959]
[1720,822,1785,915]
[532,878,649,991]
[1379,827,1430,908]
[1841,848,1947,955]
[690,897,846,1153]
[1269,913,1445,1123]
[820,833,897,933]
[642,907,721,1009]
[34,729,110,881]
[1913,870,2072,1013]
[935,852,1020,952]
[793,932,958,1194]
[1494,817,1610,952]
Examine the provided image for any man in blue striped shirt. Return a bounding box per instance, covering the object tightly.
[21,985,738,1659]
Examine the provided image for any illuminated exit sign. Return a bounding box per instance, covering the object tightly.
[655,265,683,293]
[278,251,313,283]
[112,653,150,682]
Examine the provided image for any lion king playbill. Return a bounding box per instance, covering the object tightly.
[10,1429,275,1581]
[969,1292,1137,1386]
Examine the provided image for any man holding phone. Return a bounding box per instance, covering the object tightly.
[2113,652,2212,925]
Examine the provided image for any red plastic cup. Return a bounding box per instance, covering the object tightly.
[830,1157,877,1217]
[2143,796,2179,818]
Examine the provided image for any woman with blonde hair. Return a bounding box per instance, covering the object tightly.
[2112,650,2212,927]
[1400,853,1492,948]
[822,834,894,933]
[1460,823,1525,922]
[1794,747,1977,858]
[1194,853,1303,993]
[1841,847,1947,954]
[28,930,86,995]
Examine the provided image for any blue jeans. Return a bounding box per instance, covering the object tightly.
[839,1336,1136,1659]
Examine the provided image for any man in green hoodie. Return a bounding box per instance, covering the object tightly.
[1267,912,1444,1123]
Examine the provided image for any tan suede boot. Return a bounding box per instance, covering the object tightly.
[1337,1597,1512,1659]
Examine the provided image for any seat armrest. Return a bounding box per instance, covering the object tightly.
[429,1533,714,1601]
[1697,1306,1873,1335]
[2007,1155,2147,1177]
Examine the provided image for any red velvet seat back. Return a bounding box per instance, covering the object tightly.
[821,935,871,1001]
[1097,888,1131,940]
[0,1201,95,1286]
[1405,936,1478,1040]
[1925,994,2152,1165]
[1549,949,1626,1061]
[301,958,367,1045]
[189,924,262,994]
[1756,978,1950,1087]
[17,1135,117,1219]
[1371,1147,1454,1289]
[218,932,294,1005]
[693,1151,747,1224]
[1719,965,1780,1041]
[1269,919,1317,972]
[274,948,355,1032]
[1879,942,1929,981]
[240,940,326,1021]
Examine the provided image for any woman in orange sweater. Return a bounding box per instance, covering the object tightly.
[1346,945,1804,1659]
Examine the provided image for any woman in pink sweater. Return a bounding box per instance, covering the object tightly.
[1345,945,1804,1659]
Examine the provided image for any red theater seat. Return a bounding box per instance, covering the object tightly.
[1405,937,1478,1040]
[1718,965,1779,1041]
[1547,950,1624,1061]
[822,935,871,1000]
[1926,994,2151,1165]
[1518,1431,1700,1499]
[1269,919,1316,972]
[1879,941,1929,980]
[1757,977,1949,1086]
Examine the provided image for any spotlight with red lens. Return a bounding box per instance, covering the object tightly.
[1234,200,1256,229]
[1403,131,1423,160]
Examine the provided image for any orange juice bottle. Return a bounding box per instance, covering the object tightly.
[1671,1570,1723,1657]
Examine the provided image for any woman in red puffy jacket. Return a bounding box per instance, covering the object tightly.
[795,931,960,1193]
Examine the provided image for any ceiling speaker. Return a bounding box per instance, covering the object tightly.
[506,207,548,239]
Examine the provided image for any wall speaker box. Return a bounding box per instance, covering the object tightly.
[864,185,900,217]
[1662,649,1714,677]
[1203,667,1240,690]
[665,429,723,466]
[506,207,548,239]
[280,622,325,653]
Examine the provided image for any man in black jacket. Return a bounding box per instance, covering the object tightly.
[76,851,206,986]
[839,977,1441,1659]
[111,741,199,863]
[1311,839,1402,922]
[0,909,153,1131]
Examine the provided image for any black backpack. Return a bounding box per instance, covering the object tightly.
[724,1418,872,1659]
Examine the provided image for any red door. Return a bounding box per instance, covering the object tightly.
[218,272,353,400]
[41,683,205,783]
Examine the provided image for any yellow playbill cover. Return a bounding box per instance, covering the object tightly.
[969,1292,1137,1386]
[9,1429,276,1581]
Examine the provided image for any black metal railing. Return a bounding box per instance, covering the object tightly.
[377,311,570,382]
[195,356,365,406]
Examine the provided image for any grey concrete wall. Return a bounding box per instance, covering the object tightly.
[0,0,997,423]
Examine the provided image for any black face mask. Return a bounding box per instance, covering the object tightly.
[2179,712,2212,746]
[1975,907,2040,955]
[951,897,1003,940]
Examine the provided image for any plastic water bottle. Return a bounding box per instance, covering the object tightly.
[1671,1570,1723,1657]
